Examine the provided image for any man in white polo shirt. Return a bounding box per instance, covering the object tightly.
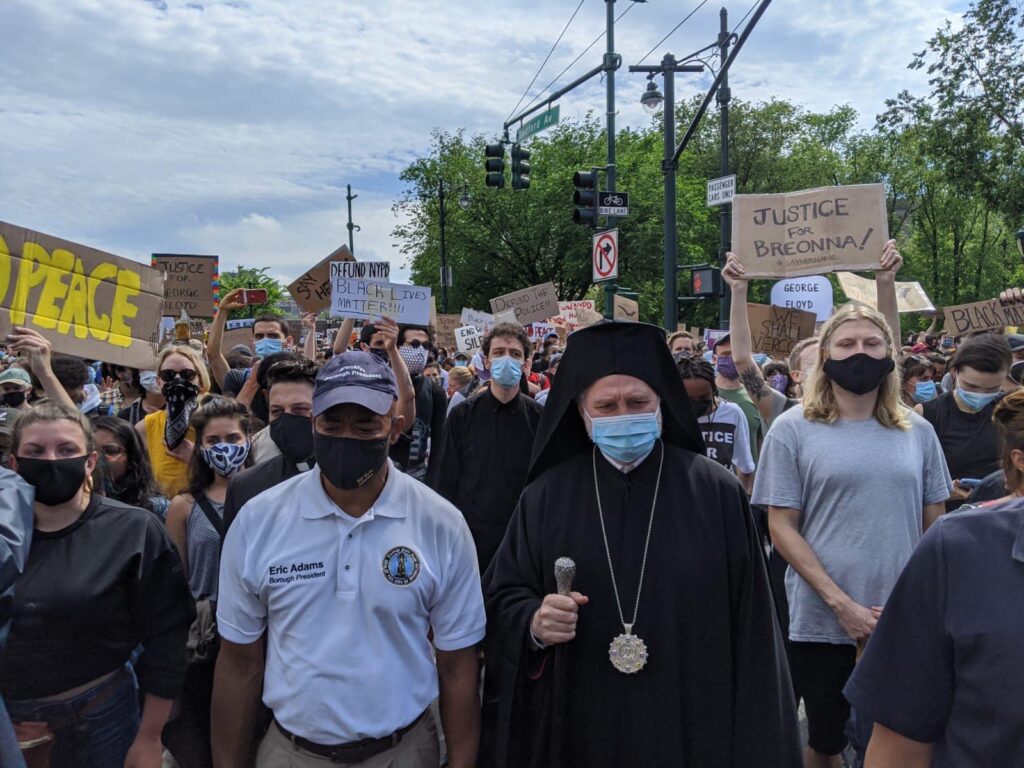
[211,350,486,768]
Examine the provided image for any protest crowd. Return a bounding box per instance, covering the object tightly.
[4,222,1024,768]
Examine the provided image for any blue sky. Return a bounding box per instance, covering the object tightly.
[0,0,969,286]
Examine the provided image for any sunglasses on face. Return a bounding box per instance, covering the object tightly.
[158,368,198,383]
[404,339,433,350]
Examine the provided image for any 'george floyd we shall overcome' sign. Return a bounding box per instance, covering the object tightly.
[731,184,888,279]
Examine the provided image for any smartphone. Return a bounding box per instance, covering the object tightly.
[240,288,268,305]
[958,478,982,488]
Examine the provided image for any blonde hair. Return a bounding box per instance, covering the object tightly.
[802,303,910,430]
[156,345,211,394]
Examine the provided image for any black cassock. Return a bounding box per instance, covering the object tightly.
[482,442,800,768]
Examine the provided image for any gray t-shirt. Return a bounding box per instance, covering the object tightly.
[752,406,952,645]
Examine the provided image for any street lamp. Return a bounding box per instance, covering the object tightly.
[1016,226,1024,262]
[640,80,663,115]
[438,180,468,313]
[630,53,704,331]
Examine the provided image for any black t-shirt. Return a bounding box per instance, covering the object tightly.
[922,391,1002,482]
[223,367,268,423]
[0,496,195,700]
[390,376,448,476]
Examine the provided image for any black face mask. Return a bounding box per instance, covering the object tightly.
[368,348,390,366]
[270,412,315,464]
[823,353,895,395]
[314,432,390,490]
[690,397,715,418]
[16,456,89,506]
[1,391,27,408]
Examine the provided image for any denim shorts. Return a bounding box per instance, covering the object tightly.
[6,665,141,768]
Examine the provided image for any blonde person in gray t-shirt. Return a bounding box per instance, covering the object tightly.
[752,302,952,768]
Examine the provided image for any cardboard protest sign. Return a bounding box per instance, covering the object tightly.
[943,299,1024,336]
[612,294,639,321]
[526,322,558,343]
[460,308,494,333]
[330,278,431,325]
[151,254,219,318]
[454,325,482,355]
[557,300,596,330]
[434,314,461,350]
[837,272,935,314]
[575,306,604,329]
[490,282,559,326]
[330,261,390,282]
[288,244,354,313]
[770,275,834,321]
[747,304,817,356]
[0,221,164,369]
[494,309,519,325]
[731,184,888,278]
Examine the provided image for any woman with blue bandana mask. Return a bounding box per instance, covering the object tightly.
[164,397,253,765]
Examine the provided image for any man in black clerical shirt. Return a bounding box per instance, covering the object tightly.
[223,358,318,529]
[482,321,799,768]
[430,323,543,574]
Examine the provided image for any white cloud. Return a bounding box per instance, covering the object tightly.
[0,0,966,297]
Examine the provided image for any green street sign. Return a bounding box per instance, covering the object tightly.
[516,106,560,143]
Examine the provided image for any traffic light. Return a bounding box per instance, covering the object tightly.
[572,170,598,226]
[485,144,506,188]
[511,144,531,190]
[690,266,721,297]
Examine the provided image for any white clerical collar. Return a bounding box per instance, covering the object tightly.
[597,445,655,474]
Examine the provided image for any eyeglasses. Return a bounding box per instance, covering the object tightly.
[100,445,126,458]
[158,369,198,383]
[404,340,433,350]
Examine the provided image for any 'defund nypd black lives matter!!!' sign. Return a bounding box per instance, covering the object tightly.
[731,184,888,278]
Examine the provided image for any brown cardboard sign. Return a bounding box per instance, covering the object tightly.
[434,314,462,350]
[151,254,219,318]
[0,221,164,369]
[943,299,1024,335]
[489,282,559,326]
[612,294,639,321]
[731,184,888,278]
[747,304,817,356]
[288,244,354,313]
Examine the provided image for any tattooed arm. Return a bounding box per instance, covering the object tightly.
[723,254,786,425]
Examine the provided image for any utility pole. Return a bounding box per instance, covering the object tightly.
[717,7,732,329]
[346,184,360,256]
[438,178,449,314]
[603,0,618,320]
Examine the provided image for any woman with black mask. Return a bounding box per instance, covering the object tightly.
[1,403,194,768]
[93,416,168,520]
[136,345,211,498]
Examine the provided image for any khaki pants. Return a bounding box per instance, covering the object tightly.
[256,715,439,768]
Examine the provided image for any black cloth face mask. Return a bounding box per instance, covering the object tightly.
[16,456,89,506]
[823,353,895,395]
[1,391,27,408]
[314,432,390,490]
[163,379,200,450]
[270,412,315,464]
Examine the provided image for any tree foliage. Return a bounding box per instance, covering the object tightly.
[218,265,286,318]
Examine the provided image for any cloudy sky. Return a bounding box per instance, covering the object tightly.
[0,0,968,285]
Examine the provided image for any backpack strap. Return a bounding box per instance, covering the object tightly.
[194,492,226,540]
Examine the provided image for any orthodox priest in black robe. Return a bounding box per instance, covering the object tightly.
[481,321,800,768]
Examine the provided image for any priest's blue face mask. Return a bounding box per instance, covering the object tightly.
[583,404,662,464]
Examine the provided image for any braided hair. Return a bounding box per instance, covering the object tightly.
[675,354,718,396]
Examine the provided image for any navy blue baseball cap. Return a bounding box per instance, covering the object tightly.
[313,351,398,417]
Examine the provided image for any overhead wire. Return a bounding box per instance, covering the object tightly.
[634,0,709,67]
[506,0,588,123]
[516,0,639,118]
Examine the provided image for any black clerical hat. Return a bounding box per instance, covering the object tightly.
[527,320,705,483]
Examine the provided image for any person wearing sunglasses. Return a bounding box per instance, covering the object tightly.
[136,346,211,498]
[390,325,448,482]
[92,416,169,520]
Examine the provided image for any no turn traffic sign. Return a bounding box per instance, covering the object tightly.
[592,229,619,282]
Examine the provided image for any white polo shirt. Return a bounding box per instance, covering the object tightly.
[217,460,486,744]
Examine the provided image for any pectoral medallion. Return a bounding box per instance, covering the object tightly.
[609,625,648,674]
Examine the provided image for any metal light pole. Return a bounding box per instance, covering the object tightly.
[346,184,360,255]
[631,56,704,331]
[717,7,732,329]
[1016,226,1024,262]
[438,178,449,314]
[603,0,619,319]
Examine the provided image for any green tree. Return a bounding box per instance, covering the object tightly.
[218,265,286,318]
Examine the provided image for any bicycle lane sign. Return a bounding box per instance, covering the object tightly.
[592,229,619,282]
